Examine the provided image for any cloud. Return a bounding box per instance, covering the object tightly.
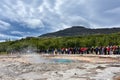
[0,33,22,41]
[23,19,44,29]
[11,31,24,35]
[105,7,120,14]
[0,20,11,30]
[0,0,120,41]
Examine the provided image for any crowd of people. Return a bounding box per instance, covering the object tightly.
[40,46,120,55]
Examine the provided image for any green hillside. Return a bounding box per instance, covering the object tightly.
[40,26,120,37]
[0,32,120,54]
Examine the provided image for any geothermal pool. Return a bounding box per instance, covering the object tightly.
[27,54,74,63]
[52,59,74,63]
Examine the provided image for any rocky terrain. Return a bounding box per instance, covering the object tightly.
[0,54,120,80]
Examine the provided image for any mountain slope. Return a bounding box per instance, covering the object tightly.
[40,26,120,37]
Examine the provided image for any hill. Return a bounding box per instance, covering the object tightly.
[40,26,120,37]
[0,32,120,54]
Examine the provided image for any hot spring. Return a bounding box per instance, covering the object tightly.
[26,53,74,63]
[51,59,74,63]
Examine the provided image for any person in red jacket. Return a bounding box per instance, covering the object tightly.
[107,46,110,55]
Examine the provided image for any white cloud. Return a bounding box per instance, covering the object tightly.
[23,19,44,29]
[105,7,120,14]
[11,31,24,35]
[0,20,11,30]
[0,33,21,40]
[64,16,90,27]
[0,0,44,29]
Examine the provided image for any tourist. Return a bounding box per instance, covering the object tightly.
[107,46,110,55]
[95,47,99,55]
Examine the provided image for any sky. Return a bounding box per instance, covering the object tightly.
[0,0,120,41]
